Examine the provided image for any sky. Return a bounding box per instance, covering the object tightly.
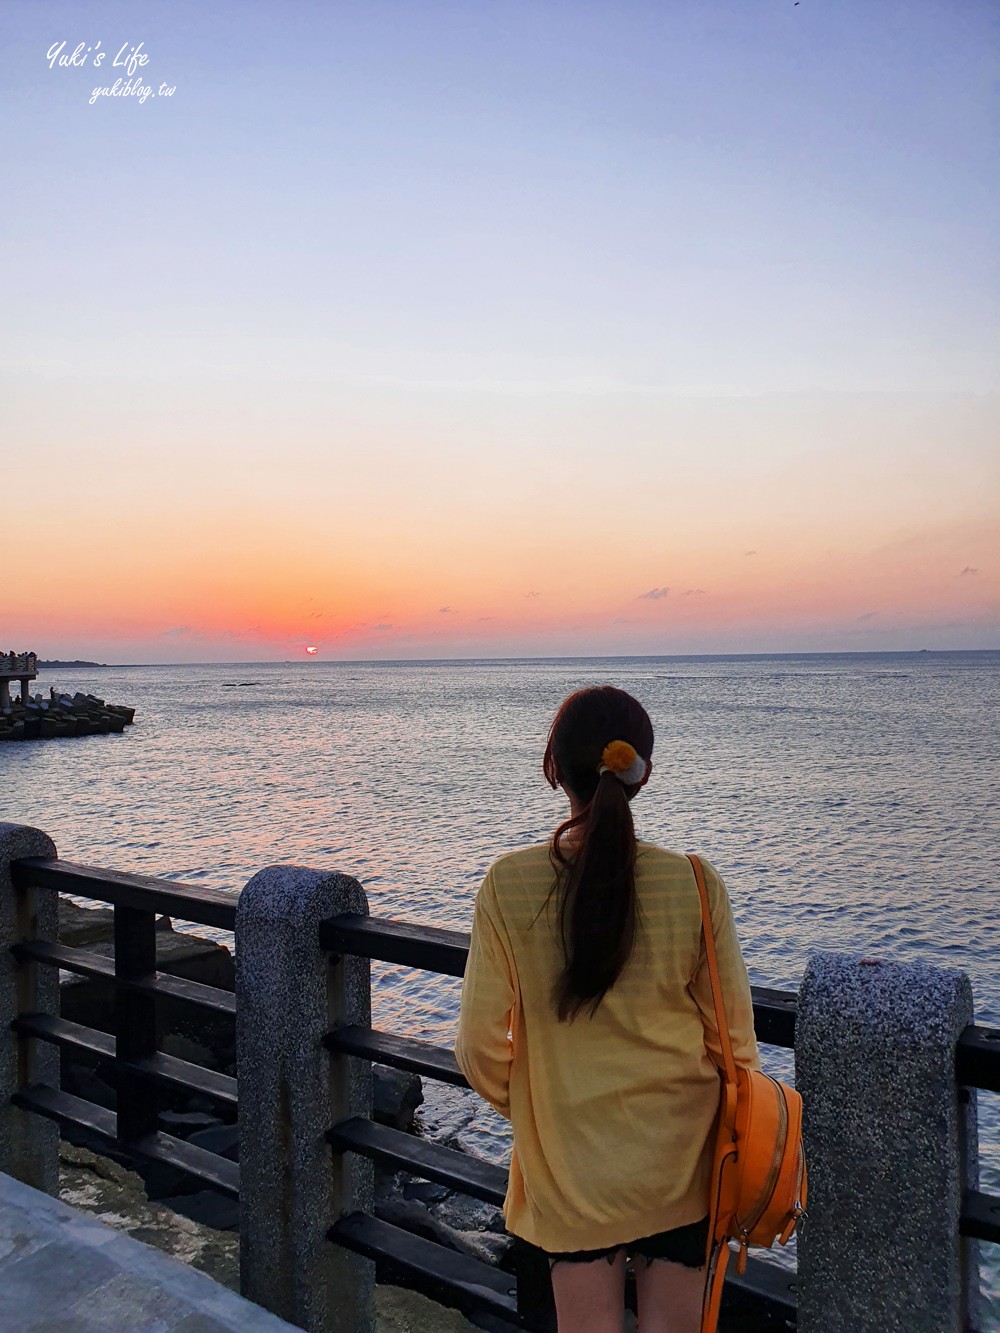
[2,0,997,662]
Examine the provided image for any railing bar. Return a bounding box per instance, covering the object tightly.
[324,1025,469,1088]
[19,929,994,1084]
[961,1189,1000,1245]
[329,1115,507,1205]
[12,1013,238,1108]
[330,1212,526,1326]
[130,1052,238,1108]
[319,915,1000,1082]
[13,1083,240,1197]
[13,940,236,1017]
[330,1212,798,1326]
[957,1028,1000,1094]
[11,857,237,931]
[13,1012,114,1060]
[320,913,469,978]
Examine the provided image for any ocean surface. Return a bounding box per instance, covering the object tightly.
[3,651,998,1310]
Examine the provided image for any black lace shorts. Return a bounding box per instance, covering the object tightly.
[545,1215,710,1270]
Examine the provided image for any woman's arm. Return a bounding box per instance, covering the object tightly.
[689,860,761,1072]
[455,870,517,1118]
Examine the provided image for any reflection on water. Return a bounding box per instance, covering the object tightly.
[4,651,998,1307]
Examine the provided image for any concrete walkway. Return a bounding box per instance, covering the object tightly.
[0,1170,299,1332]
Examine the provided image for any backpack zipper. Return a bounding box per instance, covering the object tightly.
[735,1075,789,1246]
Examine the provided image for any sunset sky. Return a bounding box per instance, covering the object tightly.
[3,0,997,661]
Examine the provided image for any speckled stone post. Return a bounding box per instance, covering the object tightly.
[236,865,375,1333]
[796,951,980,1333]
[0,822,59,1194]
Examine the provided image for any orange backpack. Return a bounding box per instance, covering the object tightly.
[687,854,807,1333]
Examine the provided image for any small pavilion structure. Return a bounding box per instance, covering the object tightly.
[0,652,37,709]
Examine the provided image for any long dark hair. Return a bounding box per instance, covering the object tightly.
[542,686,654,1021]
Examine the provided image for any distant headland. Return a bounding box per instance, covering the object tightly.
[37,659,108,669]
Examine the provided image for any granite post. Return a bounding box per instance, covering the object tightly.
[0,822,59,1193]
[796,951,979,1333]
[236,865,375,1333]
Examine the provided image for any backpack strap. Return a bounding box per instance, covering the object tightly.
[687,853,738,1093]
[702,1241,731,1332]
[688,853,739,1333]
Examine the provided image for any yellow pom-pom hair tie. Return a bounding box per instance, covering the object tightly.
[597,740,649,786]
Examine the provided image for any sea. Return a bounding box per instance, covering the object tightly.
[3,651,998,1313]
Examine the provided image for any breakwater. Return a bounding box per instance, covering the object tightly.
[0,651,135,740]
[0,692,136,742]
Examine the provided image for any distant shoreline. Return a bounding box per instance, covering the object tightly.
[37,660,108,669]
[32,648,999,670]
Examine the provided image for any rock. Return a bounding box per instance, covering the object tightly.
[158,1188,240,1231]
[458,1230,514,1266]
[376,1284,482,1331]
[158,1109,224,1135]
[58,899,175,949]
[57,1144,499,1333]
[61,1063,117,1111]
[154,928,235,990]
[187,1123,240,1161]
[159,1033,220,1071]
[430,1194,507,1236]
[375,1197,507,1267]
[58,909,237,1063]
[57,1141,239,1292]
[58,899,116,947]
[374,1066,424,1130]
[402,1179,451,1205]
[59,1142,132,1187]
[141,1156,204,1201]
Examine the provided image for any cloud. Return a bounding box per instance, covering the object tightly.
[613,617,637,625]
[959,566,978,576]
[744,550,757,556]
[374,623,393,631]
[438,606,452,614]
[161,626,191,637]
[477,616,495,622]
[856,611,877,622]
[638,587,670,600]
[220,624,262,640]
[683,588,706,597]
[524,591,540,599]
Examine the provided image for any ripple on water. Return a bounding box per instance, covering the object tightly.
[5,652,999,1303]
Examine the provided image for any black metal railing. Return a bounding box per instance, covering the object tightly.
[8,854,1000,1333]
[9,857,239,1202]
[319,910,1000,1330]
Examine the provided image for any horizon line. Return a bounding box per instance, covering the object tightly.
[34,646,1000,669]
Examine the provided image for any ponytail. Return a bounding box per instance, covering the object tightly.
[542,686,653,1022]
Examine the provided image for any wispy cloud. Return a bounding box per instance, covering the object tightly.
[524,591,540,599]
[374,623,393,631]
[856,611,877,622]
[638,587,670,600]
[959,566,978,576]
[438,606,452,614]
[744,550,757,557]
[683,588,706,597]
[161,626,191,637]
[220,624,263,640]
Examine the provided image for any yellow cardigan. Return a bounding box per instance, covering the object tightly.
[454,842,761,1252]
